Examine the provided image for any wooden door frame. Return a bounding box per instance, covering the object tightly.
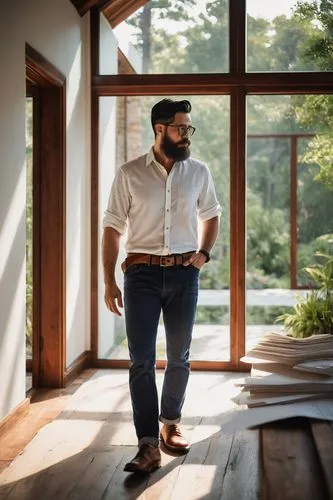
[25,43,66,388]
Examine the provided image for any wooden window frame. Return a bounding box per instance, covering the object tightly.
[26,44,66,388]
[90,1,333,371]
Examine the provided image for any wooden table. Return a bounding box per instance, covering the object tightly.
[260,418,333,500]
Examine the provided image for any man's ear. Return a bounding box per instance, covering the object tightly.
[156,124,163,135]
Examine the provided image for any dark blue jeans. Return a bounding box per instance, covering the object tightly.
[124,264,199,447]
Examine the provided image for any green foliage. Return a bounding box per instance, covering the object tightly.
[247,17,271,71]
[302,134,333,191]
[246,268,290,290]
[247,190,289,279]
[126,0,203,73]
[278,290,333,337]
[173,0,229,73]
[247,306,294,325]
[195,306,229,325]
[295,94,333,192]
[277,253,333,337]
[298,234,333,285]
[294,2,333,191]
[247,5,322,72]
[261,14,319,72]
[295,0,333,70]
[296,148,333,243]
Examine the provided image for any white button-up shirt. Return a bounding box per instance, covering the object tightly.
[103,148,221,255]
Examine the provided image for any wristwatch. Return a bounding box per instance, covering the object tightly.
[198,249,210,263]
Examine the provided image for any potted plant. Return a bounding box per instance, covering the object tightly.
[277,253,333,338]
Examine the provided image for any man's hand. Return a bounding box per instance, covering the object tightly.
[104,281,123,316]
[183,252,207,270]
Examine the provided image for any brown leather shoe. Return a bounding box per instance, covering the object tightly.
[124,444,161,474]
[160,424,190,453]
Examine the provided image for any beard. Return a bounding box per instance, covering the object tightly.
[162,132,191,161]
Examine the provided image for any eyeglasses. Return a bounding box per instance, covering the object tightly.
[165,124,196,137]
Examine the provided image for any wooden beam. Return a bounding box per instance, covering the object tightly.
[26,44,65,87]
[92,73,333,96]
[39,86,66,388]
[103,0,149,28]
[70,0,112,17]
[90,7,100,77]
[230,0,246,75]
[230,88,246,366]
[90,8,100,364]
[290,136,298,289]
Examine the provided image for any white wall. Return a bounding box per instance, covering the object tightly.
[0,0,92,421]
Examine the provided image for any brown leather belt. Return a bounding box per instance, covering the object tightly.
[121,251,196,272]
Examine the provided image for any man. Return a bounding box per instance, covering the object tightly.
[102,98,221,474]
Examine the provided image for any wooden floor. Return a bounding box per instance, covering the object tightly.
[0,369,261,500]
[2,369,333,499]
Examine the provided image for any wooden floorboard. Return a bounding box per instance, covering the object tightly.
[220,429,259,500]
[0,370,247,500]
[310,420,333,499]
[261,419,328,500]
[0,369,332,499]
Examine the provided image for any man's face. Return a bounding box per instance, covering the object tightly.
[161,112,192,161]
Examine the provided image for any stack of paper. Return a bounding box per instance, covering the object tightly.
[243,332,333,366]
[233,332,333,408]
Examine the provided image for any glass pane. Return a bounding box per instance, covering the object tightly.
[100,95,230,361]
[113,1,229,74]
[98,96,118,360]
[296,100,333,285]
[26,97,33,391]
[246,135,291,350]
[247,96,295,350]
[247,0,331,72]
[246,94,333,349]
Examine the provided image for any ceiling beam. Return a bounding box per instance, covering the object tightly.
[103,0,149,28]
[92,72,333,96]
[70,0,112,17]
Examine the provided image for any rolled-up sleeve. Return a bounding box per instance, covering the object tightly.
[198,166,222,221]
[102,167,130,235]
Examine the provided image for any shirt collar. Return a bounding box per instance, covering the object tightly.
[146,147,184,169]
[146,147,159,167]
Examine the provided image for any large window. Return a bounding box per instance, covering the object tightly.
[93,0,333,368]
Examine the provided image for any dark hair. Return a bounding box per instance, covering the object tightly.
[151,98,192,136]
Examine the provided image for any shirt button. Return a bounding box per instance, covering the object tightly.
[166,209,169,212]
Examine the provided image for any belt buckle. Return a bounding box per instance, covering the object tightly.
[160,256,173,267]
